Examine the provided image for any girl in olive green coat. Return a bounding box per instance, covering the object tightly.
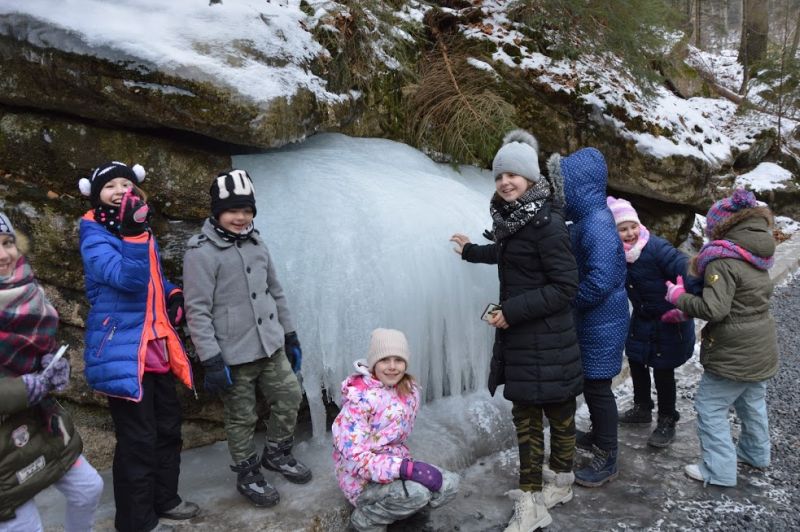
[665,189,778,487]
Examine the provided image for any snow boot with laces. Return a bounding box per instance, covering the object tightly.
[261,438,312,484]
[231,455,279,507]
[618,403,653,424]
[541,466,574,508]
[503,490,552,532]
[648,411,679,448]
[574,445,619,487]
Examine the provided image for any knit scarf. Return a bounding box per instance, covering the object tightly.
[210,217,255,243]
[490,180,551,241]
[93,204,122,234]
[623,224,650,263]
[694,239,774,276]
[0,257,58,377]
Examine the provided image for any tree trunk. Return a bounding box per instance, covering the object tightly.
[739,0,769,65]
[694,0,703,48]
[790,4,800,64]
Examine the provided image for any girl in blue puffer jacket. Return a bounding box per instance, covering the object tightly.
[607,196,695,449]
[77,161,197,532]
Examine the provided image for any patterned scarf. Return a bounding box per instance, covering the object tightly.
[694,239,774,276]
[623,224,650,263]
[490,179,552,241]
[93,204,122,234]
[210,217,255,243]
[0,257,58,377]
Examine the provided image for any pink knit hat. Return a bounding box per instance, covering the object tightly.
[367,328,411,372]
[606,196,640,226]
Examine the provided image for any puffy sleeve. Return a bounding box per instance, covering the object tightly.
[574,213,626,310]
[80,225,150,293]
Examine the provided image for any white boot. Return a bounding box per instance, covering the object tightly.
[503,490,552,532]
[541,470,574,509]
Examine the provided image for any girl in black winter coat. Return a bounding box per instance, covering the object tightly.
[451,130,582,532]
[606,197,695,448]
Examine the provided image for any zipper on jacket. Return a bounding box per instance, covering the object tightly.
[97,322,116,358]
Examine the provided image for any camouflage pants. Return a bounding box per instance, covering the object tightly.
[512,399,576,492]
[350,469,460,531]
[221,348,302,463]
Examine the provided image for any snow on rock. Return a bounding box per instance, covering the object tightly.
[736,162,793,191]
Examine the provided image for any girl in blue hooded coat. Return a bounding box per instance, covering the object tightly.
[607,196,695,449]
[78,161,197,532]
[548,148,629,488]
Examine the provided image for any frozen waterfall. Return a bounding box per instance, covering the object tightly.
[234,134,499,439]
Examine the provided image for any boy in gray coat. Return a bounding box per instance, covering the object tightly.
[183,169,311,507]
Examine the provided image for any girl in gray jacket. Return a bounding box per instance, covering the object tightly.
[183,170,311,507]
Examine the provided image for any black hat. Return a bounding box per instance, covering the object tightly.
[79,161,146,206]
[210,169,257,219]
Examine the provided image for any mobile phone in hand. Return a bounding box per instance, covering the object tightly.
[481,303,501,322]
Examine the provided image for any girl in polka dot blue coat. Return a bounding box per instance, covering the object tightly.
[548,148,629,487]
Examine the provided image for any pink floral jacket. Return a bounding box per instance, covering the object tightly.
[331,359,420,505]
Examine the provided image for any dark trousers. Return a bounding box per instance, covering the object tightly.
[583,378,618,452]
[629,360,676,416]
[108,373,183,532]
[512,399,576,491]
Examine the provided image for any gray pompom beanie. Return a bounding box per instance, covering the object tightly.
[492,129,541,183]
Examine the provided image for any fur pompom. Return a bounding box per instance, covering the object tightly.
[78,177,92,196]
[131,164,146,183]
[502,129,538,153]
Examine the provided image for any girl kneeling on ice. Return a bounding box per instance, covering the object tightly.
[332,328,459,532]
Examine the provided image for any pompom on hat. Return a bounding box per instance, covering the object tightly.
[210,169,257,219]
[367,328,411,373]
[705,188,760,239]
[78,161,146,206]
[606,196,641,226]
[492,129,541,183]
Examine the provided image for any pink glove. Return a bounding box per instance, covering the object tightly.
[118,190,150,237]
[660,308,688,323]
[399,459,443,492]
[664,275,686,305]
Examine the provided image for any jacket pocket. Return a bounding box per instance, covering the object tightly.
[96,316,118,358]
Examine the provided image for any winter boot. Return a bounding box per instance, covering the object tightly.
[618,403,653,425]
[503,490,552,532]
[541,468,574,508]
[574,445,619,487]
[648,411,679,448]
[230,455,280,507]
[575,428,594,451]
[262,438,312,484]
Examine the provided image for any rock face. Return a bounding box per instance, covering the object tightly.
[0,2,792,467]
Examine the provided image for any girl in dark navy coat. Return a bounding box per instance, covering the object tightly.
[607,197,695,448]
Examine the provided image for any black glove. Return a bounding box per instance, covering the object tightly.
[482,229,495,242]
[167,292,185,326]
[202,354,233,394]
[284,332,302,373]
[118,190,150,237]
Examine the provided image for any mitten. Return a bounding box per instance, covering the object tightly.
[41,353,70,391]
[118,190,150,237]
[399,459,443,492]
[167,292,185,326]
[202,354,233,394]
[284,332,302,373]
[660,308,688,323]
[21,373,50,406]
[664,275,686,305]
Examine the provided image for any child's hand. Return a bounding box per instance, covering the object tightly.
[118,190,150,237]
[488,309,509,329]
[664,275,686,305]
[660,308,688,323]
[202,354,233,394]
[450,233,471,255]
[167,292,185,326]
[400,459,443,491]
[284,332,302,373]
